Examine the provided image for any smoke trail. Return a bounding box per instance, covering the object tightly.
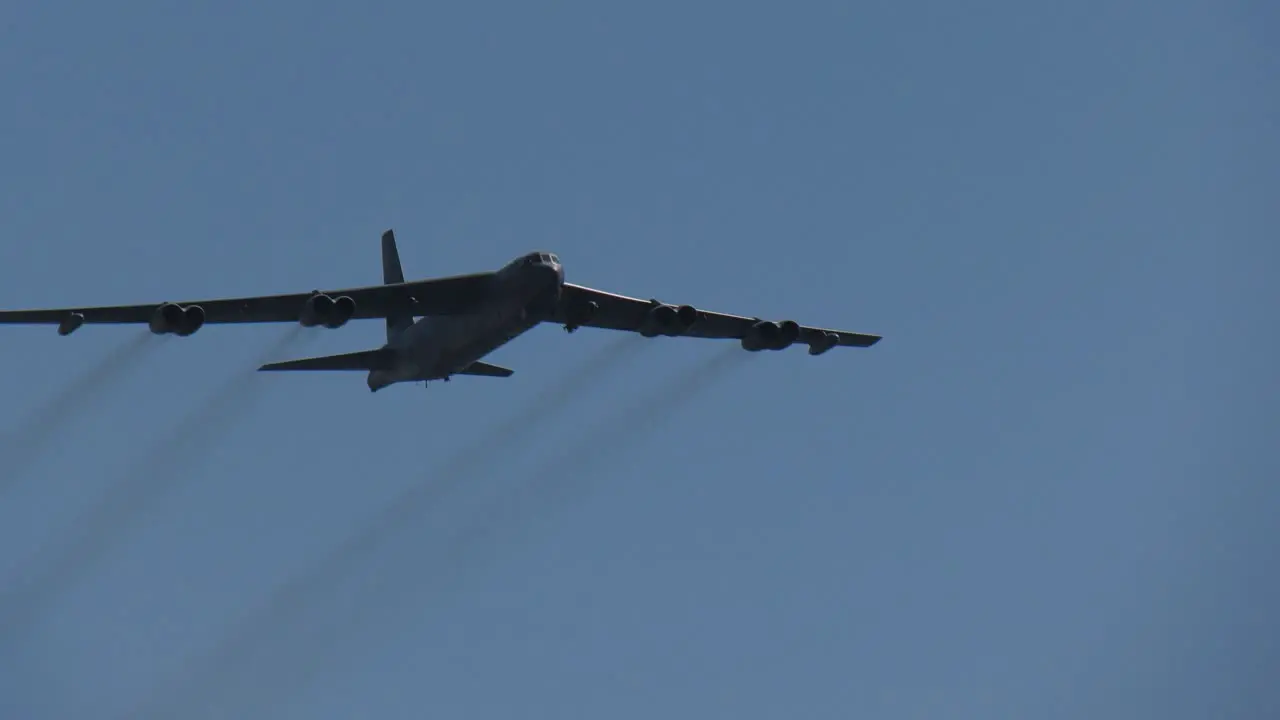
[127,332,646,720]
[230,344,752,716]
[446,343,749,562]
[0,331,158,496]
[0,327,312,641]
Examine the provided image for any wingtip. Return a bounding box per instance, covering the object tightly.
[381,228,395,241]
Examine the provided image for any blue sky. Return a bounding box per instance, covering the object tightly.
[1,1,1276,718]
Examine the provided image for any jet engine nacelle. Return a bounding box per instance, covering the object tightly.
[562,299,599,333]
[149,302,206,337]
[299,293,356,329]
[807,331,840,356]
[741,319,800,351]
[639,303,698,338]
[58,312,85,336]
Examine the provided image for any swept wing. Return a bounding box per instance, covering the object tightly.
[0,274,495,335]
[553,283,880,354]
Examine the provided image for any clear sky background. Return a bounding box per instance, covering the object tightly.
[1,1,1276,718]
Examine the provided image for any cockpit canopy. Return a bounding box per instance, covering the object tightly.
[520,252,559,266]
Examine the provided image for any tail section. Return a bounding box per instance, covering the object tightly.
[381,229,414,342]
[381,229,405,285]
[457,360,514,378]
[259,349,514,380]
[258,347,396,372]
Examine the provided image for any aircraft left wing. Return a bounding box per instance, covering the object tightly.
[553,283,881,355]
[0,273,496,336]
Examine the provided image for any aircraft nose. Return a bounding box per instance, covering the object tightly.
[541,262,562,284]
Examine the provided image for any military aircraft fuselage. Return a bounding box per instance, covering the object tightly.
[367,252,564,391]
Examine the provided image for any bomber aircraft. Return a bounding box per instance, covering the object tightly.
[0,230,882,392]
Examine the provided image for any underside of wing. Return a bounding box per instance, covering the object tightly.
[0,273,497,334]
[553,283,881,354]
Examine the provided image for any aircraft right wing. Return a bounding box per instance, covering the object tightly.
[553,283,881,354]
[0,273,497,335]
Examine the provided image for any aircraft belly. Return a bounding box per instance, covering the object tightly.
[399,288,545,381]
[438,310,538,375]
[461,318,536,362]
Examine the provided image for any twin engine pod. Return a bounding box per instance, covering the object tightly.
[740,319,800,351]
[739,319,840,355]
[299,292,356,329]
[806,330,841,356]
[639,303,699,338]
[149,302,206,336]
[562,299,599,333]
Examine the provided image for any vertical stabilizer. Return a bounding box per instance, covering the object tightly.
[381,229,406,284]
[381,229,414,341]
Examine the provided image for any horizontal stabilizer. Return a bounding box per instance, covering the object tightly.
[259,347,396,372]
[457,360,514,378]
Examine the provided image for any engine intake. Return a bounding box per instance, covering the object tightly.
[741,319,800,351]
[639,303,699,338]
[149,303,206,336]
[778,320,801,347]
[300,293,356,329]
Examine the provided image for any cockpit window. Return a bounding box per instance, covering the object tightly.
[519,252,558,266]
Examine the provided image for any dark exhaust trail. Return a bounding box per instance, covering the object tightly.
[227,345,751,717]
[126,332,646,720]
[443,343,749,565]
[0,331,158,496]
[0,327,311,641]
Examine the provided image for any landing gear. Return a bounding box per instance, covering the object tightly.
[563,323,580,334]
